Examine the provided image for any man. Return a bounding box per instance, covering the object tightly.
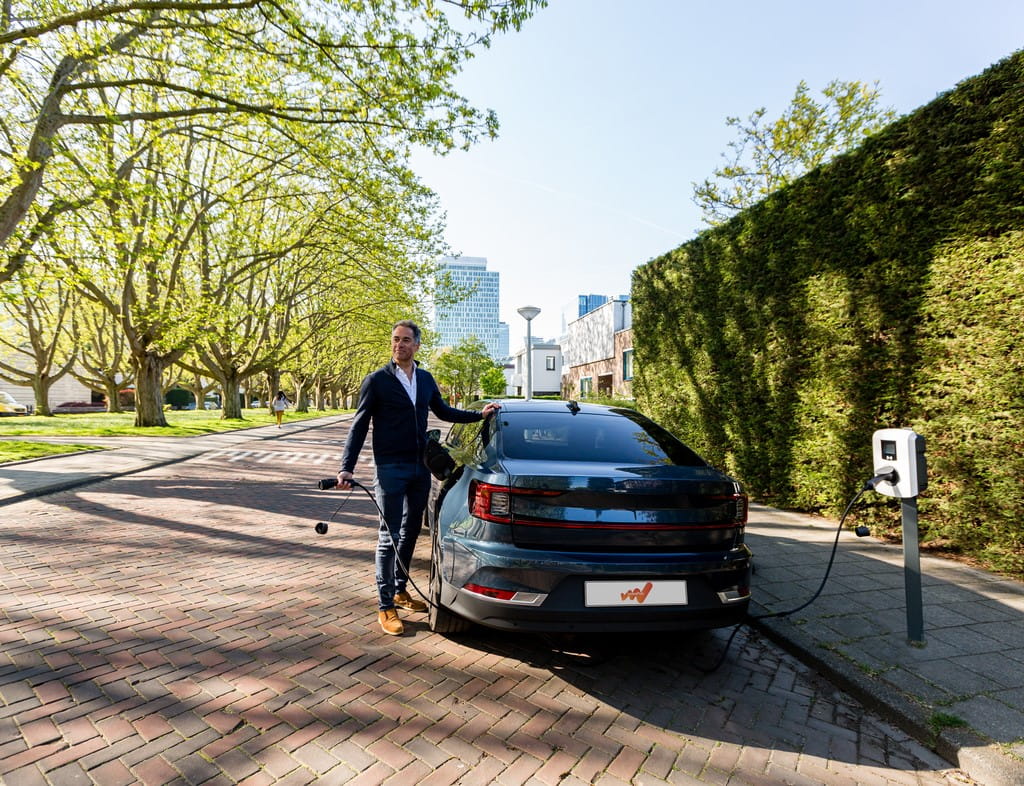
[337,320,500,636]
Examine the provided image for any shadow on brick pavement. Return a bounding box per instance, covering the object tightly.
[0,415,1020,784]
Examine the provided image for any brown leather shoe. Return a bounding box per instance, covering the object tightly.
[394,591,427,613]
[378,608,404,636]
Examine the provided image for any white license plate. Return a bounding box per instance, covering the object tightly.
[584,580,688,607]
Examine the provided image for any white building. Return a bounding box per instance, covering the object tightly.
[508,342,562,398]
[0,377,94,413]
[0,342,94,412]
[497,321,510,360]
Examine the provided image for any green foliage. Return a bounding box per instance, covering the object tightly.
[0,0,545,424]
[693,79,897,225]
[927,712,969,745]
[479,364,507,397]
[430,336,495,404]
[164,388,194,409]
[634,51,1024,577]
[914,232,1024,575]
[580,393,637,410]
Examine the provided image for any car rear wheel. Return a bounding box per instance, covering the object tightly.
[428,529,471,634]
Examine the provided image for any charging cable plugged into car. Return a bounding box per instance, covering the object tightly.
[309,421,927,675]
[701,427,928,673]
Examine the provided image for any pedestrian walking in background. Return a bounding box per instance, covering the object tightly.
[336,320,500,636]
[271,390,292,427]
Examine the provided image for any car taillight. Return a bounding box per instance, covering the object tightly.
[735,493,748,524]
[463,583,516,600]
[463,583,548,606]
[470,481,511,523]
[469,482,562,523]
[703,492,747,526]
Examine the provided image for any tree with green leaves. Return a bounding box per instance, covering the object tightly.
[692,79,897,225]
[430,335,495,406]
[1,0,544,426]
[0,257,76,415]
[480,364,507,397]
[0,0,545,283]
[69,298,135,413]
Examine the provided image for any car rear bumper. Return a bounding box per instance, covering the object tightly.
[439,539,752,633]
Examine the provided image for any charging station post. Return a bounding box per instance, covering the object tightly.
[900,495,923,644]
[869,428,928,645]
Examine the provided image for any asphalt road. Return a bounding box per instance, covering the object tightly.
[0,418,975,784]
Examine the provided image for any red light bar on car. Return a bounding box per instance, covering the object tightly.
[463,583,516,600]
[462,583,548,606]
[469,481,561,523]
[471,481,747,527]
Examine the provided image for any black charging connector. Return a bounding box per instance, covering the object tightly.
[863,467,898,491]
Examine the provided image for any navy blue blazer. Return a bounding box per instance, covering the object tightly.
[340,362,483,473]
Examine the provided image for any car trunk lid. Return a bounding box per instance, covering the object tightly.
[498,459,747,551]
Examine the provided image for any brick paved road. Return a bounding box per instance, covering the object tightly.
[0,421,974,785]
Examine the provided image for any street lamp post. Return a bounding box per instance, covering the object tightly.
[517,305,541,400]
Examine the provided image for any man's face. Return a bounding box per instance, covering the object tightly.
[391,326,419,365]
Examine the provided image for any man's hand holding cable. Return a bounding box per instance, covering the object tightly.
[337,470,354,490]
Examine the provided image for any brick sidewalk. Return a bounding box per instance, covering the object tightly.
[0,422,973,784]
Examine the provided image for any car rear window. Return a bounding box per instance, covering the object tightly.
[499,410,706,466]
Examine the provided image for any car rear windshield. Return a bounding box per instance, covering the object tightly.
[499,410,706,466]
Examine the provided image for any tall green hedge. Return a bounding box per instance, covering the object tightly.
[632,50,1024,576]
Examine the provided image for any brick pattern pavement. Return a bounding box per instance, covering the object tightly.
[0,423,974,785]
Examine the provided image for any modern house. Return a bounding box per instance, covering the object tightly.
[508,342,562,398]
[561,297,633,399]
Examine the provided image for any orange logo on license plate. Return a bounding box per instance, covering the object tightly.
[620,581,654,603]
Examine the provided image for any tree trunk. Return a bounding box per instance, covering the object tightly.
[104,380,123,413]
[134,353,168,427]
[293,379,308,413]
[31,374,53,416]
[221,372,243,420]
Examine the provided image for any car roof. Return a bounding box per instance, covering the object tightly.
[490,399,625,416]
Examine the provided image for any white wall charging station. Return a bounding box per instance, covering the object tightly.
[871,428,928,498]
[868,427,928,644]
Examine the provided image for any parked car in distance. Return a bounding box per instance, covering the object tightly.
[0,391,29,416]
[425,399,752,635]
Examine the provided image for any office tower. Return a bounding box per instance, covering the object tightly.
[433,256,502,359]
[498,321,510,360]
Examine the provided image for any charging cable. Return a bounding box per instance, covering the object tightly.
[314,478,434,611]
[750,485,866,622]
[698,481,873,673]
[317,474,879,663]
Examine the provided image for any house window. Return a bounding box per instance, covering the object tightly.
[580,377,592,397]
[545,355,555,371]
[622,349,634,381]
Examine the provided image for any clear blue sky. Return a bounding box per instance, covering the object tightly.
[411,0,1024,341]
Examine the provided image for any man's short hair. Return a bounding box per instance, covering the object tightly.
[392,320,421,343]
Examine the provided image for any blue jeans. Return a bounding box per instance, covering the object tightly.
[374,462,431,610]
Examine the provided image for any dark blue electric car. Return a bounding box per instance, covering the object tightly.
[426,400,752,634]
